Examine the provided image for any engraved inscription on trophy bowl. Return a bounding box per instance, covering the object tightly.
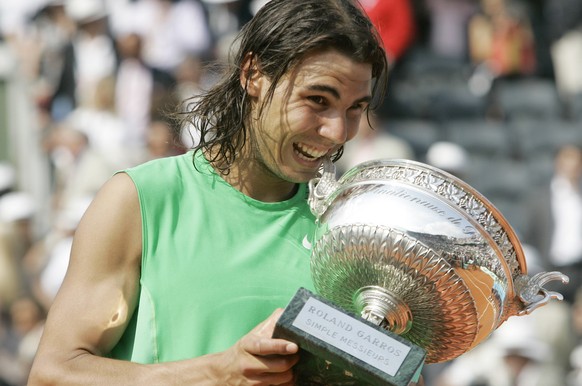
[308,158,569,364]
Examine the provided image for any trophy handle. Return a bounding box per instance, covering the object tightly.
[308,157,340,217]
[514,271,570,315]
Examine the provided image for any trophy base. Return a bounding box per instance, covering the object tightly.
[273,288,425,386]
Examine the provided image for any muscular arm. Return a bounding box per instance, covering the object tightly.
[28,173,299,386]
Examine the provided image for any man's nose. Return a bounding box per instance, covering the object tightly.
[318,115,349,145]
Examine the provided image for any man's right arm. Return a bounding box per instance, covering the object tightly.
[27,173,299,386]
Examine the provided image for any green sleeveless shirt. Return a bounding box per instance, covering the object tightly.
[110,151,316,363]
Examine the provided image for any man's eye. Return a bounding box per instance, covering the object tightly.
[308,96,326,105]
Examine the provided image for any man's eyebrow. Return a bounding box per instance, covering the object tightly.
[306,84,372,104]
[307,84,341,100]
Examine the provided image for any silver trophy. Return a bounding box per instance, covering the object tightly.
[274,157,568,385]
[309,157,568,362]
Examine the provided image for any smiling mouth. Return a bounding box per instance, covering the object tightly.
[293,143,329,162]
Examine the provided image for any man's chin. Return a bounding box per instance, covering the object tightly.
[276,159,323,184]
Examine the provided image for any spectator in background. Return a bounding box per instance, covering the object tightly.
[26,1,76,126]
[0,166,36,304]
[567,288,582,385]
[434,292,573,386]
[42,124,113,215]
[0,304,22,386]
[65,75,131,170]
[0,1,76,130]
[8,296,46,385]
[425,0,477,61]
[545,0,582,119]
[202,0,248,61]
[174,55,206,103]
[51,0,118,120]
[0,191,38,386]
[467,0,536,97]
[113,0,212,74]
[113,28,179,151]
[359,0,416,119]
[174,55,208,149]
[523,144,582,304]
[0,192,37,306]
[359,0,416,66]
[0,2,54,80]
[114,32,155,149]
[133,119,185,164]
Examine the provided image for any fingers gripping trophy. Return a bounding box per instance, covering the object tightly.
[273,157,569,386]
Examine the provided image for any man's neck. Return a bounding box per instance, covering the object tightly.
[206,150,298,202]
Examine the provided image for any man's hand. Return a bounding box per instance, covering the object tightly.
[215,309,299,385]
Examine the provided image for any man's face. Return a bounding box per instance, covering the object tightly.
[244,49,373,184]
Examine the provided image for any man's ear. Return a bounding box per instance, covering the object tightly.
[240,53,263,97]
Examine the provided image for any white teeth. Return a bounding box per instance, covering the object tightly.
[294,143,328,160]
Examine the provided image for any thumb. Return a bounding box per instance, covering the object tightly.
[255,308,284,335]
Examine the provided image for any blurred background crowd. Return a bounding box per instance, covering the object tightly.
[0,0,581,385]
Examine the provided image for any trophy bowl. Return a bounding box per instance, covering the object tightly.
[308,158,569,364]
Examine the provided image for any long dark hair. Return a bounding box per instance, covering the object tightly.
[182,0,388,173]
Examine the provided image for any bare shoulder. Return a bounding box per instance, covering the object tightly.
[68,172,142,275]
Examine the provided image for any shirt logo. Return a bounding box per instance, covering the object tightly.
[302,235,312,250]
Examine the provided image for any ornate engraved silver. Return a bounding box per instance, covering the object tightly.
[309,158,568,364]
